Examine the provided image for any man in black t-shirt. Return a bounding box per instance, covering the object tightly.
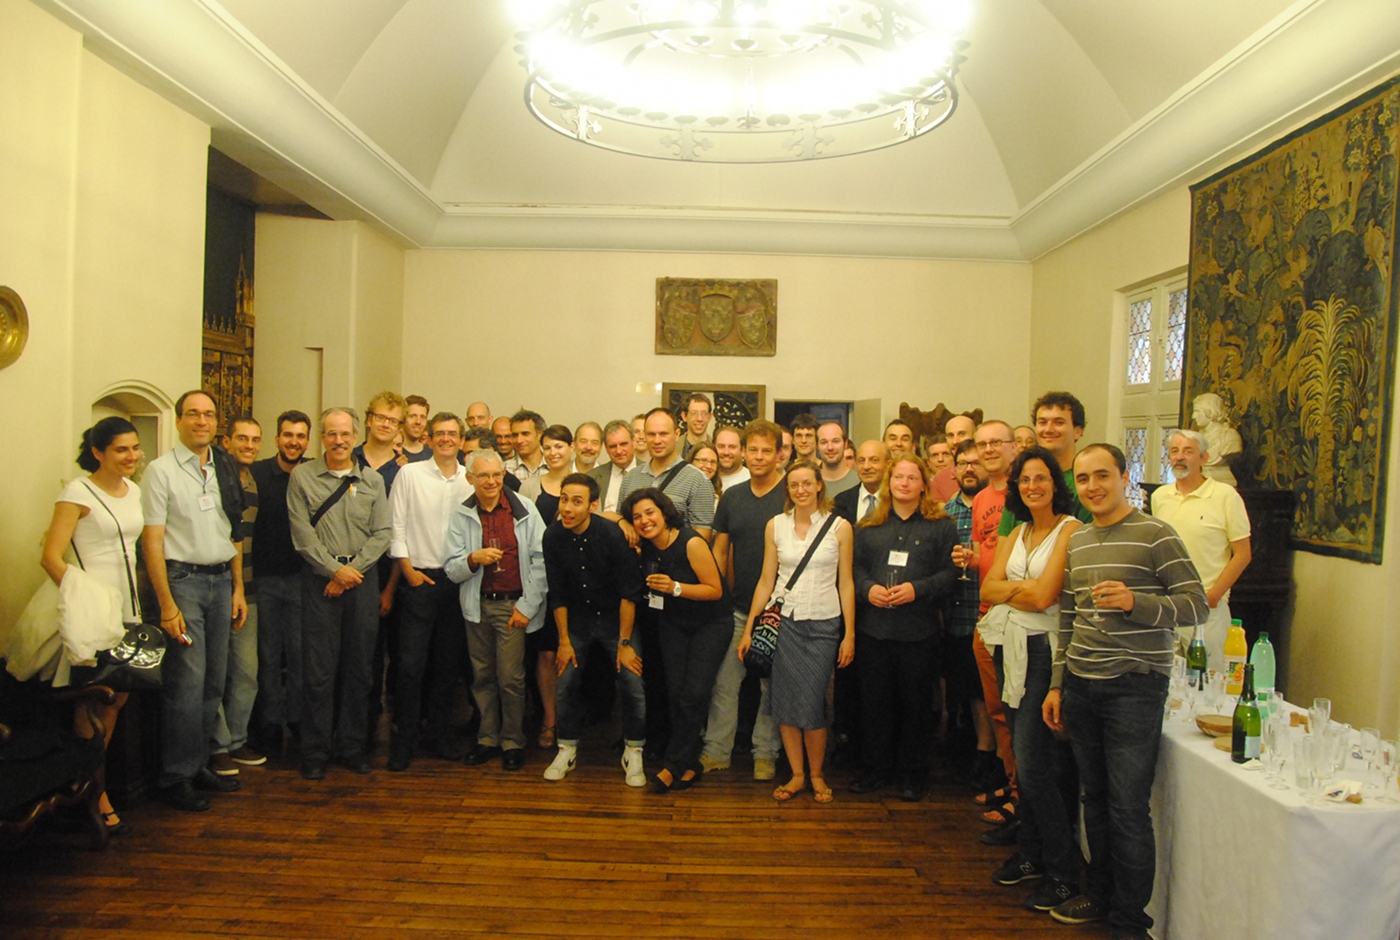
[699,419,788,781]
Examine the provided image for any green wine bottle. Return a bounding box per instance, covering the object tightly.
[1232,663,1261,764]
[1186,621,1208,691]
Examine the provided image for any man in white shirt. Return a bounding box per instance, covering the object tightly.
[834,440,890,524]
[1150,429,1252,670]
[715,426,749,492]
[387,413,476,771]
[588,420,635,514]
[818,420,859,497]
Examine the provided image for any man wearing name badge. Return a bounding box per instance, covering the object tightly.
[445,449,548,772]
[589,419,635,515]
[700,419,787,780]
[715,426,750,492]
[249,410,311,755]
[1042,444,1207,938]
[288,408,392,780]
[1150,429,1251,671]
[932,413,977,502]
[834,440,890,525]
[387,412,475,771]
[541,473,648,786]
[818,421,859,499]
[142,389,248,812]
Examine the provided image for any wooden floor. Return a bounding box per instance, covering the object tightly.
[1,723,1111,940]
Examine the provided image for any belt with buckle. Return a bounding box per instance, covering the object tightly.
[167,560,230,576]
[333,555,356,564]
[482,590,522,601]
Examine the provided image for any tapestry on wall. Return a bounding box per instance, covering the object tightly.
[1185,77,1400,563]
[202,186,256,429]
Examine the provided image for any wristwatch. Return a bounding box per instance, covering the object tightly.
[672,582,683,597]
[619,638,632,648]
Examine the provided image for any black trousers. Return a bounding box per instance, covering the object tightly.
[858,633,938,780]
[392,571,464,749]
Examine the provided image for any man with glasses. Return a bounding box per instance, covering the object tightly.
[355,391,408,494]
[445,449,548,772]
[932,413,977,501]
[288,408,392,780]
[680,393,713,460]
[142,390,248,811]
[507,409,548,482]
[386,412,474,771]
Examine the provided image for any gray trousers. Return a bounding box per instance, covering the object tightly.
[466,597,527,751]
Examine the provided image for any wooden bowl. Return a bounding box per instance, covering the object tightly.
[1196,714,1232,737]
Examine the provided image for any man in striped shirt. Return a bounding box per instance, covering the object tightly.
[1042,444,1207,940]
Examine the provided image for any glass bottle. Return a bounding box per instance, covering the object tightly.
[1232,663,1261,764]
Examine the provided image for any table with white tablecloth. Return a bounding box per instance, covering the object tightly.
[1147,714,1400,940]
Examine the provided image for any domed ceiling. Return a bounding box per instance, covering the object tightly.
[37,0,1400,258]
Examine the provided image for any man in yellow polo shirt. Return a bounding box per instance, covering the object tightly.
[1150,429,1251,671]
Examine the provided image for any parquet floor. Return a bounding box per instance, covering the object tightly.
[1,721,1111,939]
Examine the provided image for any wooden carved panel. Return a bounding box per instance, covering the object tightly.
[656,278,777,356]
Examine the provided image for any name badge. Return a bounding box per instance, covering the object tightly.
[888,550,909,566]
[198,494,217,512]
[648,594,665,610]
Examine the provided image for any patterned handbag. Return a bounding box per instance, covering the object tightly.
[742,513,838,678]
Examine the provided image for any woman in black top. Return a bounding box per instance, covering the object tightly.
[621,487,730,791]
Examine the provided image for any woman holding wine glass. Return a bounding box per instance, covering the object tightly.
[979,445,1082,909]
[38,417,146,836]
[849,454,957,801]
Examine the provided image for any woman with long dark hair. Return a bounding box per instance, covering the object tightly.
[39,417,145,835]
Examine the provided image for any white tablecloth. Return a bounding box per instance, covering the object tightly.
[1148,715,1400,939]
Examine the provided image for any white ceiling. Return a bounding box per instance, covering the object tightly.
[35,0,1400,259]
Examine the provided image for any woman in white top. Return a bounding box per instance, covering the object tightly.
[739,459,855,804]
[39,417,146,836]
[979,445,1082,908]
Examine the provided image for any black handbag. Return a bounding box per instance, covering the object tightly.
[743,513,839,678]
[68,482,168,691]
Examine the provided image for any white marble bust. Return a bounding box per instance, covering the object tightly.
[1192,392,1241,486]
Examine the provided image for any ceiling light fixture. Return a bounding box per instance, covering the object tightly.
[510,0,972,163]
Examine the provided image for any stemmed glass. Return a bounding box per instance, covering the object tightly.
[1379,740,1399,803]
[1084,567,1104,623]
[487,537,502,573]
[1306,733,1334,803]
[958,540,974,581]
[1359,727,1381,793]
[1262,714,1289,789]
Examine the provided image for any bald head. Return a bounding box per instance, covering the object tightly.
[855,439,891,491]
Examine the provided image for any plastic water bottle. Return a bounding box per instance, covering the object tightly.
[1251,631,1277,717]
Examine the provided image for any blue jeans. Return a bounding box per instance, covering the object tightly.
[159,567,232,787]
[1062,669,1169,934]
[254,572,304,731]
[213,597,258,753]
[301,568,379,763]
[1006,636,1081,885]
[556,617,645,746]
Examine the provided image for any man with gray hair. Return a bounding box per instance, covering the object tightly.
[445,448,548,772]
[1149,428,1251,670]
[589,419,635,514]
[287,408,391,780]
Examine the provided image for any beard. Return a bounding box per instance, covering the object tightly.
[959,477,987,497]
[1170,465,1190,480]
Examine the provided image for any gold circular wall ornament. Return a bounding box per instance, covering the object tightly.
[0,286,29,370]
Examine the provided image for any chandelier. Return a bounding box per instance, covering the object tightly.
[509,1,972,163]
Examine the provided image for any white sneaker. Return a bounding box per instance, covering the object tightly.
[622,746,646,788]
[543,745,577,781]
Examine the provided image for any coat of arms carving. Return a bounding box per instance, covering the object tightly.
[656,278,777,356]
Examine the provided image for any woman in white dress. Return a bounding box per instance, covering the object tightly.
[39,417,145,836]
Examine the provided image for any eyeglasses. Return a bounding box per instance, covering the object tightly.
[976,439,1011,450]
[368,411,403,428]
[181,410,217,421]
[955,461,980,471]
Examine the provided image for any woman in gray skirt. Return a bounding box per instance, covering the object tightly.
[738,459,855,803]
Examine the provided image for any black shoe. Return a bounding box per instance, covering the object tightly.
[464,744,502,766]
[193,767,241,793]
[898,777,927,802]
[1025,878,1078,912]
[387,744,412,773]
[848,775,889,794]
[502,748,525,771]
[980,819,1020,846]
[424,738,464,762]
[1049,894,1109,925]
[159,781,210,812]
[337,753,372,774]
[300,760,327,780]
[102,812,133,836]
[992,853,1045,886]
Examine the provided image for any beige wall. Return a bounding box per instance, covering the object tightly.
[0,0,208,629]
[1030,187,1400,736]
[402,250,1033,434]
[254,217,405,438]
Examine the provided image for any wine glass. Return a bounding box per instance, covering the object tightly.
[1264,716,1290,790]
[1084,566,1104,623]
[1359,727,1381,792]
[487,537,502,573]
[1306,733,1334,802]
[1379,740,1399,803]
[1310,697,1331,733]
[958,539,974,581]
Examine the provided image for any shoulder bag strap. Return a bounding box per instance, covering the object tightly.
[782,512,840,593]
[78,480,142,621]
[656,461,687,493]
[310,476,355,528]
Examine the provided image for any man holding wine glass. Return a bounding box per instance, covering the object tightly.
[1041,444,1207,939]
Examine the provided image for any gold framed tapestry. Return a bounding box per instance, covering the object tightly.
[1184,77,1400,563]
[655,278,776,356]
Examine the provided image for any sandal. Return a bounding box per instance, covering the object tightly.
[981,799,1018,826]
[773,777,805,802]
[974,785,1013,806]
[537,726,555,748]
[812,779,834,804]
